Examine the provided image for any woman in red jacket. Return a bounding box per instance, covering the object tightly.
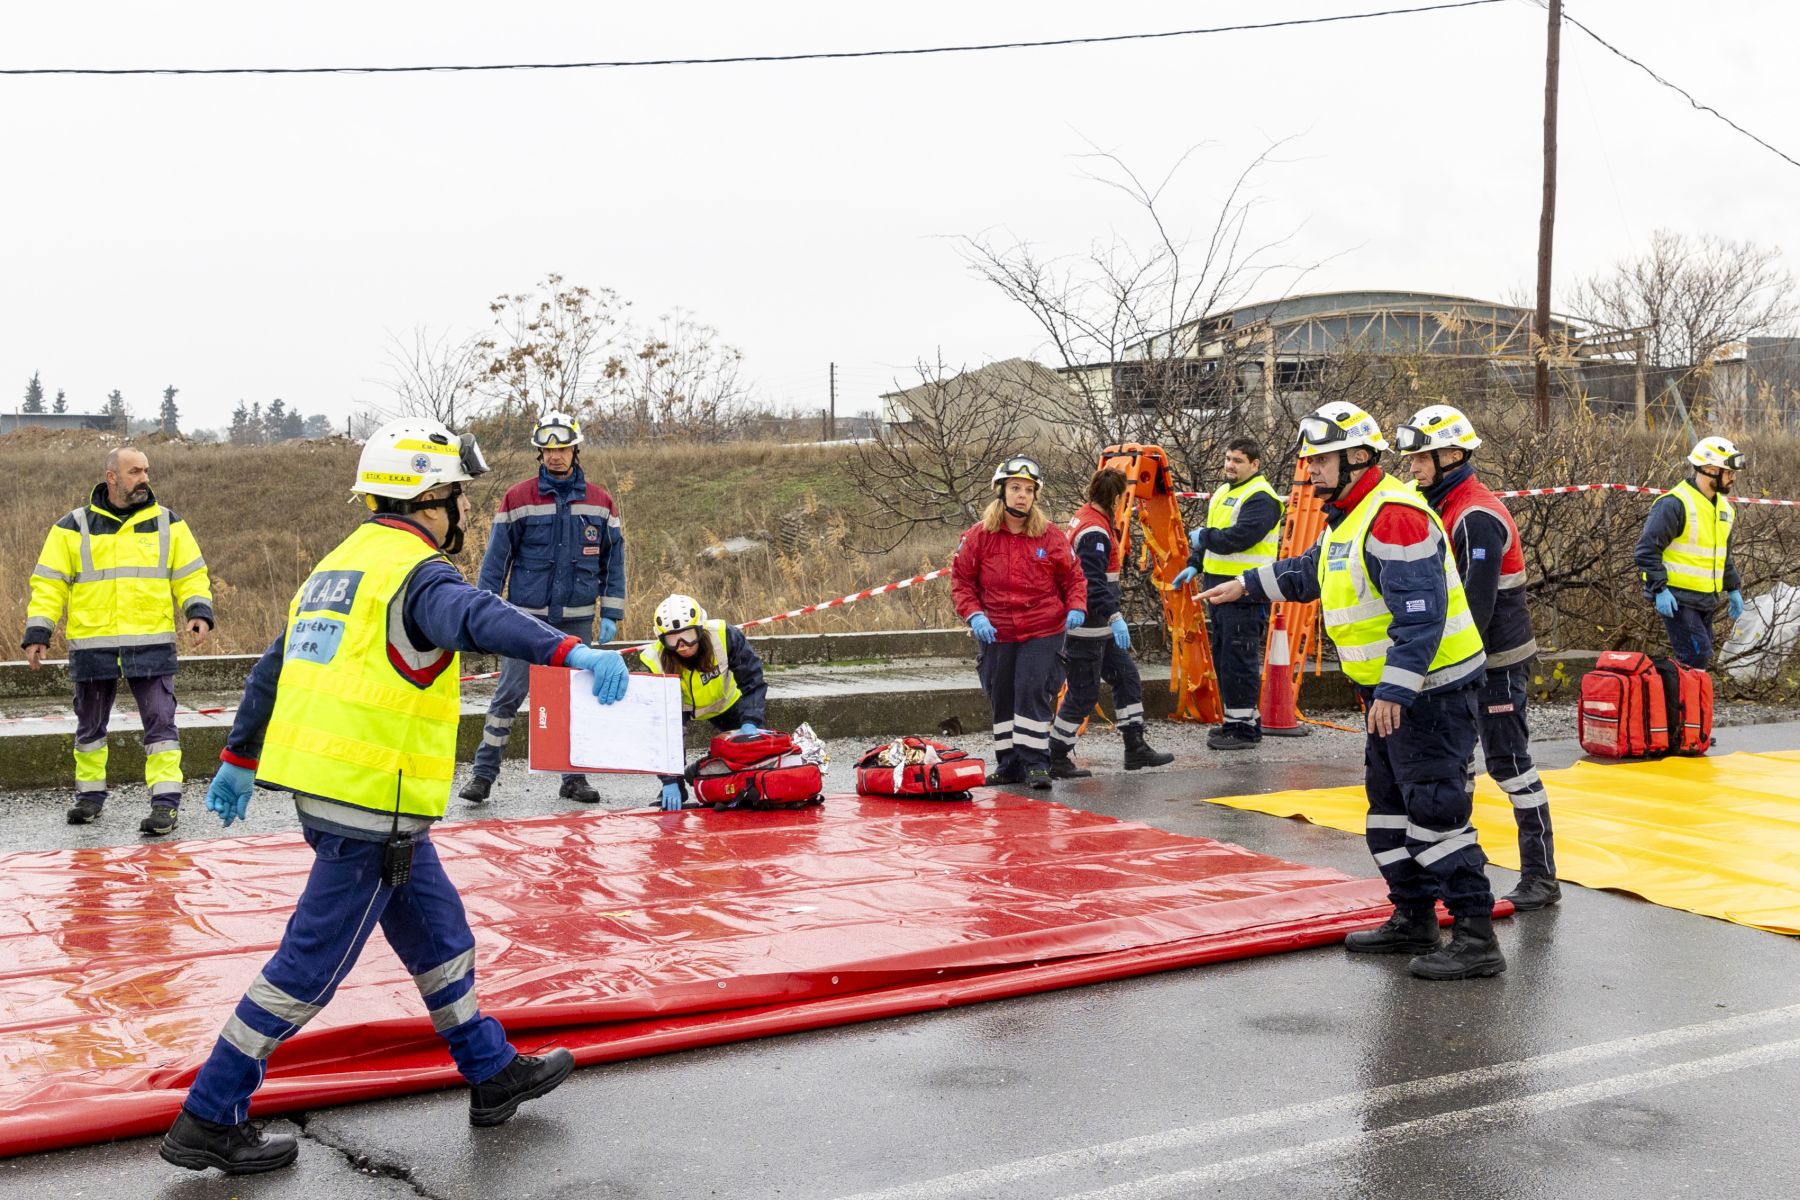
[952,457,1087,789]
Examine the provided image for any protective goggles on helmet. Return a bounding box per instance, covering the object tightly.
[1715,449,1745,470]
[532,421,579,449]
[996,456,1042,483]
[1297,416,1340,447]
[1393,424,1431,453]
[458,432,491,477]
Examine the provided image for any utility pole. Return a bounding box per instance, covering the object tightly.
[1533,0,1562,432]
[828,361,837,441]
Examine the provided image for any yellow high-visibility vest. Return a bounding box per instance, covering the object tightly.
[1318,476,1486,692]
[639,620,742,720]
[257,521,460,819]
[1202,475,1283,577]
[1661,479,1734,594]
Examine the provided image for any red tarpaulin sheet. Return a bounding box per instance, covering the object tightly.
[0,792,1396,1157]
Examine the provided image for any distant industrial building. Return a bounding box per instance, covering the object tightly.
[0,411,114,434]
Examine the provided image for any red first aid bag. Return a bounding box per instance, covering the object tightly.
[1651,657,1714,756]
[1578,651,1671,759]
[688,730,824,810]
[854,737,986,799]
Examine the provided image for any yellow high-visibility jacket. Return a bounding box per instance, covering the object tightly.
[25,485,213,682]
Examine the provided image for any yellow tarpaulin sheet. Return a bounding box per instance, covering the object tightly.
[1209,750,1800,935]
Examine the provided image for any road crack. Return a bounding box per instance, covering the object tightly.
[293,1112,449,1199]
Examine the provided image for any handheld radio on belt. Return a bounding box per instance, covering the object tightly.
[383,772,416,888]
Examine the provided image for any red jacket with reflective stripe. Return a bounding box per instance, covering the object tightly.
[951,521,1086,643]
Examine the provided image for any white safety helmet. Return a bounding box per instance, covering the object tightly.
[991,455,1043,493]
[354,418,489,500]
[1688,436,1744,472]
[532,410,583,449]
[1395,403,1482,455]
[653,594,708,637]
[1294,404,1389,459]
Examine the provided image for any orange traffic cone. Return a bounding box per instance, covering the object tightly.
[1260,612,1310,738]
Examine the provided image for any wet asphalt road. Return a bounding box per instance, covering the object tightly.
[4,722,1800,1198]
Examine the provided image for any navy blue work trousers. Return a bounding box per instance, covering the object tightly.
[182,828,514,1126]
[1052,636,1144,750]
[977,634,1065,777]
[1359,682,1495,921]
[1473,663,1556,879]
[1207,600,1268,737]
[1660,602,1719,670]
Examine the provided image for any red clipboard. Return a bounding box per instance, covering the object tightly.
[526,665,681,775]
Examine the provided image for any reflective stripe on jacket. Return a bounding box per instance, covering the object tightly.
[1066,503,1123,638]
[477,467,625,624]
[1431,471,1537,669]
[257,521,460,822]
[639,620,744,720]
[25,484,213,681]
[1318,476,1486,694]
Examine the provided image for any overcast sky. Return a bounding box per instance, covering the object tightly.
[4,0,1794,432]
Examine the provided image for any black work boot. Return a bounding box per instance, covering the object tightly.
[1409,915,1507,980]
[1345,905,1441,955]
[1206,726,1260,752]
[559,777,601,803]
[1122,726,1175,770]
[1503,875,1562,911]
[469,1048,576,1127]
[459,776,493,804]
[1048,745,1092,780]
[66,795,104,824]
[984,768,1023,787]
[1026,767,1053,791]
[139,803,179,836]
[159,1109,299,1175]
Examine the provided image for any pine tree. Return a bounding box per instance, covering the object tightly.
[266,398,287,442]
[105,389,128,433]
[249,401,265,445]
[22,372,45,414]
[281,406,304,439]
[51,389,66,413]
[229,401,251,445]
[302,413,332,438]
[158,385,180,437]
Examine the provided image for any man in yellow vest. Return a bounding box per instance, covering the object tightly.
[1201,405,1502,981]
[24,446,214,835]
[1633,436,1744,669]
[1172,437,1284,750]
[160,419,630,1176]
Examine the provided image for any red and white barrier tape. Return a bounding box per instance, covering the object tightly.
[737,567,954,630]
[1176,482,1799,506]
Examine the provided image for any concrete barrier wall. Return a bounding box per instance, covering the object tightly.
[0,648,1602,792]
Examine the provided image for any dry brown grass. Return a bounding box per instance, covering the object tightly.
[1,433,964,659]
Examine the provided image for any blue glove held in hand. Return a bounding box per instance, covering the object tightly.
[969,613,997,645]
[567,645,629,704]
[595,618,618,645]
[206,763,255,828]
[738,722,762,735]
[1065,610,1085,632]
[1188,527,1204,550]
[1654,588,1680,618]
[1728,590,1744,621]
[1171,566,1197,588]
[1111,616,1131,650]
[660,781,684,811]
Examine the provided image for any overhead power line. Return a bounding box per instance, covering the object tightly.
[1557,5,1800,171]
[0,1,1503,77]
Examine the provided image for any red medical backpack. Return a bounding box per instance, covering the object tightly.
[854,737,986,799]
[1578,651,1712,759]
[687,729,824,810]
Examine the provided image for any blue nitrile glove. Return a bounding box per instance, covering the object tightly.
[738,722,759,735]
[969,612,997,645]
[660,781,684,811]
[596,617,618,645]
[1065,610,1085,632]
[1654,588,1680,618]
[1188,527,1205,550]
[1171,566,1197,589]
[567,645,629,704]
[206,763,255,828]
[1111,615,1131,650]
[1728,590,1745,621]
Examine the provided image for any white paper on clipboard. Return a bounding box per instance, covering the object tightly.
[566,672,683,774]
